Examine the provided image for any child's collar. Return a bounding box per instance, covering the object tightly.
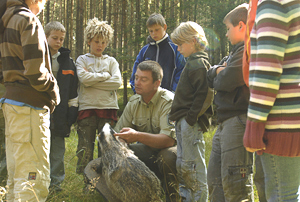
[51,51,61,59]
[86,53,108,58]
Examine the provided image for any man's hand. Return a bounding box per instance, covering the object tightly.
[115,128,175,149]
[114,127,139,144]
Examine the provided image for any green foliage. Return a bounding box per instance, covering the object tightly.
[46,128,104,202]
[43,89,259,201]
[48,126,258,201]
[117,86,134,117]
[204,126,216,167]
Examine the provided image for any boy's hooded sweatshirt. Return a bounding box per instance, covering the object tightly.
[169,51,213,132]
[0,0,60,113]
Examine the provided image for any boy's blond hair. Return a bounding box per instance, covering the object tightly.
[171,21,208,51]
[84,18,114,44]
[146,13,166,27]
[44,21,66,37]
[223,3,249,26]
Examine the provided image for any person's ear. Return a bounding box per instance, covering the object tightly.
[163,24,167,31]
[239,21,245,31]
[192,37,197,44]
[154,80,161,89]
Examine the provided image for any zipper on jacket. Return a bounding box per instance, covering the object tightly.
[156,44,159,62]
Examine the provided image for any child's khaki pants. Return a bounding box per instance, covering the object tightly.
[3,103,50,202]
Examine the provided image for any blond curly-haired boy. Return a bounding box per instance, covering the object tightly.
[75,18,122,174]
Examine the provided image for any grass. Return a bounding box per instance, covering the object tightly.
[45,127,259,201]
[1,88,259,202]
[45,128,217,202]
[45,127,102,202]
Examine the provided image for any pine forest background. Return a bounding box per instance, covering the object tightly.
[40,0,247,104]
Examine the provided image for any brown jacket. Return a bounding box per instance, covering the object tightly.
[0,0,59,113]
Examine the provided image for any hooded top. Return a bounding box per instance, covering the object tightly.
[76,53,122,111]
[0,0,60,113]
[169,51,213,132]
[130,34,186,93]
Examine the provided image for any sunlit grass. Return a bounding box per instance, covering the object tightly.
[47,126,258,202]
[204,127,259,202]
[1,88,259,202]
[46,88,133,201]
[1,127,259,202]
[45,126,103,202]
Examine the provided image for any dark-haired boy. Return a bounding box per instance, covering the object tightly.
[206,3,254,202]
[130,13,186,93]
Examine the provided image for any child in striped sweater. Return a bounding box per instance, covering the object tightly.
[243,0,300,201]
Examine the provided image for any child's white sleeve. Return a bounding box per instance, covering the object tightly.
[68,96,78,107]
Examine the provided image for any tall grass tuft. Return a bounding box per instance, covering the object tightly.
[46,127,104,202]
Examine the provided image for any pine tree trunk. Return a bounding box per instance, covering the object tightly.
[76,0,84,59]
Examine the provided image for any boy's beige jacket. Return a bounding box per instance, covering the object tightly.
[76,53,122,111]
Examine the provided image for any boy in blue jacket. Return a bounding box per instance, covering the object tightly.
[130,13,186,93]
[45,21,78,192]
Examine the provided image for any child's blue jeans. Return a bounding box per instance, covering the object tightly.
[175,117,208,202]
[260,153,300,202]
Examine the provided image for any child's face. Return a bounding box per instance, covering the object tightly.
[88,37,108,57]
[224,20,244,45]
[148,24,167,41]
[177,39,196,58]
[27,0,47,15]
[47,30,65,55]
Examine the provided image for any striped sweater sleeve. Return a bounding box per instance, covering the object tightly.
[21,14,59,98]
[244,0,300,149]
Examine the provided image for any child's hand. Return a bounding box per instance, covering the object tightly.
[245,147,266,153]
[103,72,111,80]
[216,66,225,74]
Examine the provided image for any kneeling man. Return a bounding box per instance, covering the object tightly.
[114,60,178,202]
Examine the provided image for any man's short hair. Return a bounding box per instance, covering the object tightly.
[223,3,249,26]
[137,61,163,83]
[84,18,114,44]
[146,13,166,28]
[44,21,66,37]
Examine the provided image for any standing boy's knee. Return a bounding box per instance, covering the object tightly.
[181,160,199,191]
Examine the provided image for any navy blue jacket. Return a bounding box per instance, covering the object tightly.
[51,47,78,137]
[130,35,186,92]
